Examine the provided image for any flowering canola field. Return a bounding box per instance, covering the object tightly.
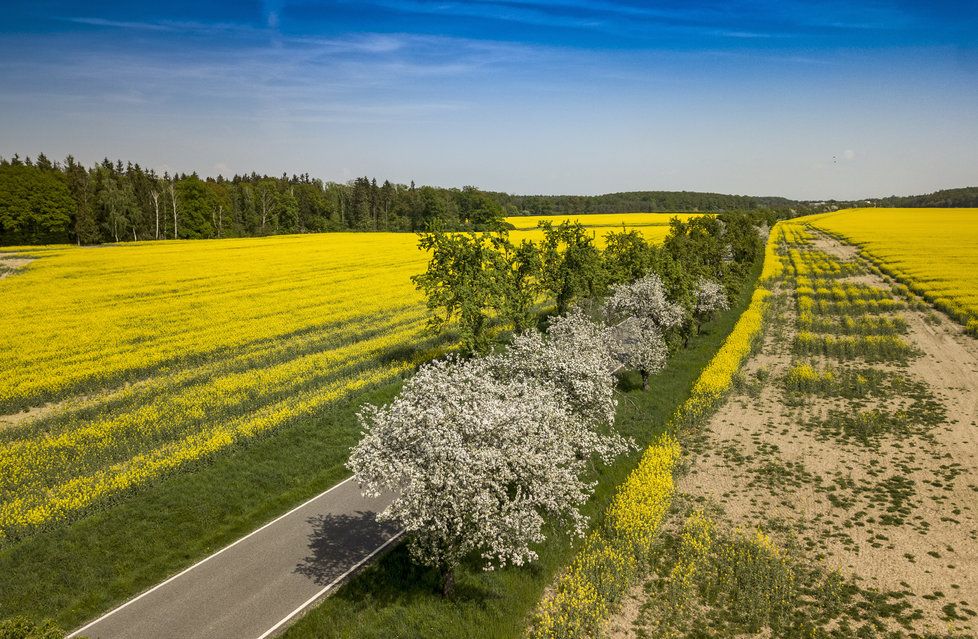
[810,208,978,330]
[507,212,703,245]
[0,220,676,540]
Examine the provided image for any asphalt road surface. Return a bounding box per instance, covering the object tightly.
[68,478,399,639]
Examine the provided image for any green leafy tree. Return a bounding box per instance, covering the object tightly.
[277,186,300,233]
[63,155,99,245]
[602,227,653,285]
[538,221,604,315]
[176,175,216,238]
[457,186,505,230]
[98,174,139,242]
[494,236,542,331]
[412,229,512,354]
[0,163,74,245]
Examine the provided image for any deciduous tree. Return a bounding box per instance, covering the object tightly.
[348,356,627,596]
[538,221,604,314]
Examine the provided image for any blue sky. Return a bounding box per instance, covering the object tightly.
[1,1,976,199]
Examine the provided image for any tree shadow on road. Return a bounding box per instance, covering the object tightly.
[298,513,508,606]
[295,511,400,586]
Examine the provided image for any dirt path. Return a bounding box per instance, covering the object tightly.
[611,230,978,638]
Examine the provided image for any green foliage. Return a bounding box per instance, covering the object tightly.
[0,163,74,244]
[412,230,517,354]
[538,221,604,315]
[97,170,139,242]
[492,191,801,216]
[458,186,506,229]
[411,214,766,355]
[663,216,725,282]
[0,155,509,245]
[176,176,216,239]
[494,238,542,331]
[0,616,63,639]
[602,228,654,285]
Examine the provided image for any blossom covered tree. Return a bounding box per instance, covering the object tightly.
[347,355,628,596]
[605,273,686,332]
[605,317,668,391]
[489,311,620,428]
[693,276,730,333]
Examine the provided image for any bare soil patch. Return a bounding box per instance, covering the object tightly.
[610,232,978,638]
[0,254,34,279]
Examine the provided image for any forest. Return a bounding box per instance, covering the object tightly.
[1,152,975,246]
[0,154,509,245]
[0,154,797,246]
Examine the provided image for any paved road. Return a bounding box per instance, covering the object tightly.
[68,478,399,639]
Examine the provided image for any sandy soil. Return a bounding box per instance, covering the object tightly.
[0,404,54,429]
[609,232,978,637]
[0,255,33,279]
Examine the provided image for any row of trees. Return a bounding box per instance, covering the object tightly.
[412,214,764,355]
[348,215,764,594]
[491,190,802,216]
[0,154,507,245]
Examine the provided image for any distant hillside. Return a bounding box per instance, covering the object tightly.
[489,190,803,216]
[874,186,978,208]
[492,186,978,218]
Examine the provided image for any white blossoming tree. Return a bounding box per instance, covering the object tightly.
[605,273,686,332]
[756,222,771,242]
[347,356,628,596]
[489,311,620,428]
[605,317,668,391]
[693,276,729,333]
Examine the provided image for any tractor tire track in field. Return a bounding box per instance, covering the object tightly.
[68,478,398,639]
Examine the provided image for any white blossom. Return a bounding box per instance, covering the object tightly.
[605,317,668,388]
[757,222,771,241]
[694,276,729,318]
[347,355,628,580]
[605,273,685,330]
[488,313,619,429]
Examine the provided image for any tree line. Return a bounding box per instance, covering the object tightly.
[349,213,767,594]
[412,214,766,355]
[490,190,802,216]
[0,154,508,245]
[4,151,968,247]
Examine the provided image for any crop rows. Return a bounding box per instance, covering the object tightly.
[0,217,675,541]
[811,208,978,334]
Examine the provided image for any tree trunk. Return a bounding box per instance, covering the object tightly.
[169,184,178,239]
[151,191,160,240]
[440,565,456,597]
[641,369,650,391]
[557,286,571,315]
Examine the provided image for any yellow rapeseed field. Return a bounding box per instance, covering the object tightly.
[506,212,704,245]
[0,218,682,539]
[809,208,978,329]
[0,233,430,538]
